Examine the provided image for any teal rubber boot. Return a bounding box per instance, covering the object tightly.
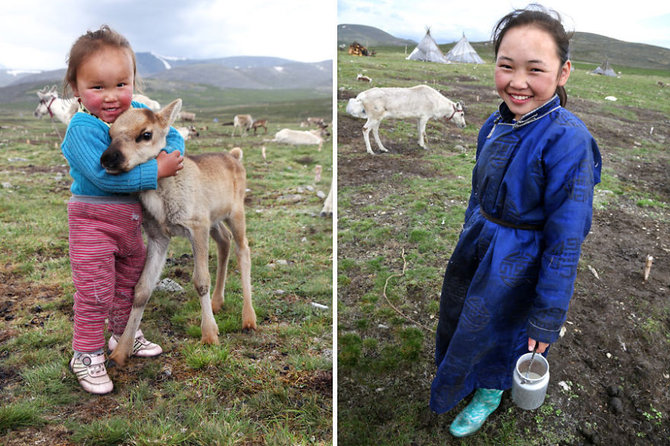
[449,388,503,437]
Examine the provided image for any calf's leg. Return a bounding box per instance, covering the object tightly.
[227,208,257,330]
[210,221,232,314]
[188,225,219,344]
[109,230,169,367]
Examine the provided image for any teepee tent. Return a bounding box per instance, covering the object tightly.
[445,34,484,64]
[592,59,617,77]
[406,29,449,64]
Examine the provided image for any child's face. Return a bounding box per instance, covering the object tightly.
[71,46,134,124]
[494,25,571,120]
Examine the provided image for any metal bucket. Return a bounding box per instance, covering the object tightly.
[511,352,549,410]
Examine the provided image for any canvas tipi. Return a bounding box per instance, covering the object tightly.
[592,59,617,77]
[445,34,484,64]
[406,29,449,64]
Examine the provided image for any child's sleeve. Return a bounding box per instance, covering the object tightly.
[164,126,185,156]
[63,119,158,194]
[527,125,602,344]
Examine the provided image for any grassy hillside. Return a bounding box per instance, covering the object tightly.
[339,24,670,71]
[570,32,670,71]
[1,80,331,127]
[338,24,416,47]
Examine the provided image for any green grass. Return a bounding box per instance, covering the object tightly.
[0,91,332,444]
[0,401,45,435]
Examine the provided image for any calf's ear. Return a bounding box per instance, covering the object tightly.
[158,99,183,127]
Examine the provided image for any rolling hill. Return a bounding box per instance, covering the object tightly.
[0,53,332,90]
[338,24,670,71]
[0,53,332,106]
[338,24,415,48]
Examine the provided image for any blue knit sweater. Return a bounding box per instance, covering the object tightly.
[61,101,185,196]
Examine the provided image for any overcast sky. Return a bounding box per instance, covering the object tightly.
[0,0,336,71]
[338,0,670,50]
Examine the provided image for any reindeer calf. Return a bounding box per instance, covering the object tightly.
[251,119,268,135]
[101,99,257,367]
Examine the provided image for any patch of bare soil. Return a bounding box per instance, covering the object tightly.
[338,85,670,444]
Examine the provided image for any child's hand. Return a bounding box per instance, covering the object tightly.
[156,150,184,179]
[528,338,549,354]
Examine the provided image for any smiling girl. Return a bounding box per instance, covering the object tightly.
[430,5,601,437]
[61,25,184,394]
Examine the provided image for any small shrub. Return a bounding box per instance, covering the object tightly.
[399,327,424,361]
[339,333,363,367]
[69,417,130,446]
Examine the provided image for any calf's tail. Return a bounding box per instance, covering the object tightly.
[230,147,243,161]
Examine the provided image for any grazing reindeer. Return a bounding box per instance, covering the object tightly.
[356,73,372,83]
[232,114,253,136]
[177,111,196,121]
[302,117,327,128]
[101,99,257,367]
[251,119,268,135]
[346,85,466,154]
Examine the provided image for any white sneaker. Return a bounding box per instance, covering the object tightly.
[70,352,113,395]
[108,329,163,357]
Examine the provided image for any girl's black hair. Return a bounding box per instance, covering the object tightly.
[492,4,573,106]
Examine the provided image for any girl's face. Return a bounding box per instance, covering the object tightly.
[71,46,134,123]
[494,25,571,120]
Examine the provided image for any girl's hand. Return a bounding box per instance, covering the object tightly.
[156,150,184,179]
[528,338,549,354]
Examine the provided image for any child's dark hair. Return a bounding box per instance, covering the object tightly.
[63,25,140,96]
[492,4,572,106]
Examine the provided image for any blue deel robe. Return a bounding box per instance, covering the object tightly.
[430,95,602,414]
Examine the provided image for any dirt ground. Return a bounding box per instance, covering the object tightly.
[337,84,670,445]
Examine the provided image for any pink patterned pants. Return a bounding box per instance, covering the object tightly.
[68,199,146,352]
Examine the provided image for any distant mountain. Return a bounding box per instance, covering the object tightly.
[570,32,670,71]
[0,53,332,90]
[151,60,331,90]
[338,24,415,47]
[338,24,670,71]
[0,69,46,88]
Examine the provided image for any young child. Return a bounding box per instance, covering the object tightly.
[430,6,601,436]
[61,25,185,394]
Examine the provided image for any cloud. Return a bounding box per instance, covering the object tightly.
[337,0,670,49]
[0,0,334,70]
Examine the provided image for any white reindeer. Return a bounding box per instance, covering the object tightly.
[320,179,333,217]
[34,85,162,124]
[176,126,199,141]
[272,128,330,152]
[346,85,466,154]
[132,94,160,111]
[233,114,253,136]
[300,117,328,128]
[34,86,78,124]
[177,111,196,122]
